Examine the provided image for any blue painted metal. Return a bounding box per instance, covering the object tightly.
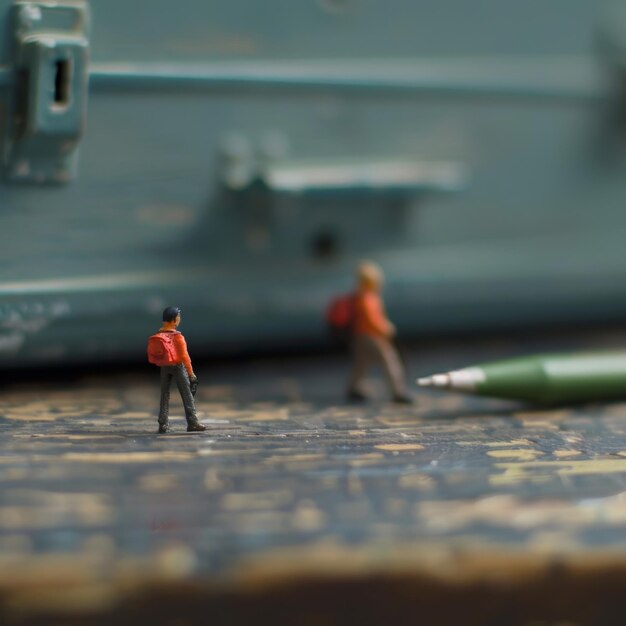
[0,0,625,367]
[0,60,605,101]
[86,61,603,102]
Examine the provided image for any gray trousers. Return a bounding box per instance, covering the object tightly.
[158,364,198,426]
[348,334,407,397]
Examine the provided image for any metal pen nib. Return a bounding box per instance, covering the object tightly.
[417,374,451,388]
[416,368,486,392]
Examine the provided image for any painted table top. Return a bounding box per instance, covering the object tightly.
[3,330,626,625]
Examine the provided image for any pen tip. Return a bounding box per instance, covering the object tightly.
[416,373,451,388]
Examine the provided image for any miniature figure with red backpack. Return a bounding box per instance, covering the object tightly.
[148,307,207,434]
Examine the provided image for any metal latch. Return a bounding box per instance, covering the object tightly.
[4,1,89,183]
[217,136,467,258]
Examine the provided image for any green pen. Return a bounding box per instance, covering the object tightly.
[416,352,626,404]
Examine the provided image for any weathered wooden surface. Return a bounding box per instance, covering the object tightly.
[4,333,626,624]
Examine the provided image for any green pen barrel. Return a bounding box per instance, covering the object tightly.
[478,353,626,404]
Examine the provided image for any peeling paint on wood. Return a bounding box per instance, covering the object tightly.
[1,350,626,624]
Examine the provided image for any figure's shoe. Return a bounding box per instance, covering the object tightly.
[392,393,415,405]
[187,422,207,432]
[347,389,369,403]
[157,423,170,434]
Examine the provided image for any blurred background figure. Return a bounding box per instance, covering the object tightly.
[347,261,413,404]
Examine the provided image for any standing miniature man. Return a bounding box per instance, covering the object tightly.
[147,307,207,433]
[347,261,414,404]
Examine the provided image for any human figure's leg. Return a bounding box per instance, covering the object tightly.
[172,364,199,426]
[347,335,376,396]
[158,367,173,427]
[371,337,409,399]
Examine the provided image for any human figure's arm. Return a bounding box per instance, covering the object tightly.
[173,333,195,378]
[362,293,395,337]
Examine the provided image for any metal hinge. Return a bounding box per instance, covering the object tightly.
[4,0,89,184]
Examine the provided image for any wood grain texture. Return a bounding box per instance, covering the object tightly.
[2,339,626,624]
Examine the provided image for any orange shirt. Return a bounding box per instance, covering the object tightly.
[160,329,194,376]
[353,290,392,337]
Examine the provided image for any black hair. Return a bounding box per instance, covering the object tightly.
[162,306,181,322]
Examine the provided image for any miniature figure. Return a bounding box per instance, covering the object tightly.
[147,307,207,433]
[334,261,414,404]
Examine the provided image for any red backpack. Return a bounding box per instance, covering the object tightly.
[147,332,179,366]
[326,293,356,343]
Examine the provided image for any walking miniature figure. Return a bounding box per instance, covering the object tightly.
[147,307,207,433]
[328,261,413,404]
